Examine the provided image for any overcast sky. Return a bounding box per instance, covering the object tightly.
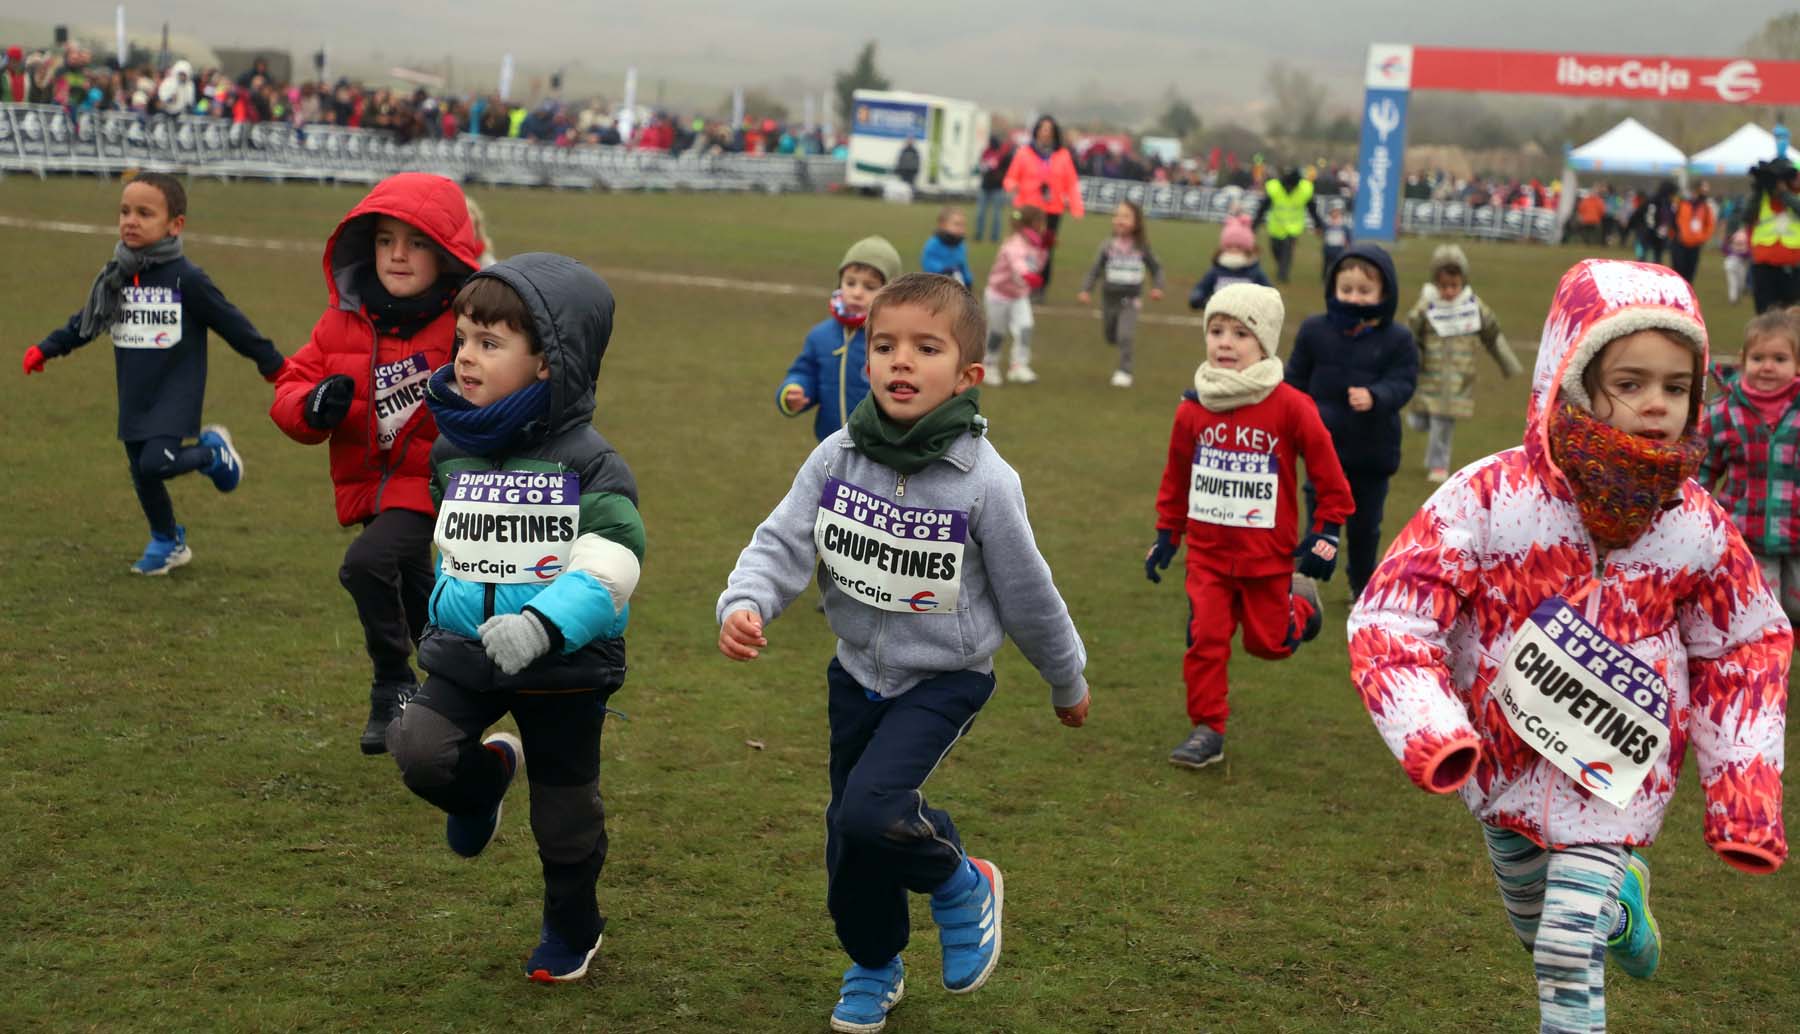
[15,2,1796,115]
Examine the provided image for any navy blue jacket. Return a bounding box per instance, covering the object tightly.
[1187,259,1273,311]
[39,255,283,441]
[1284,244,1418,476]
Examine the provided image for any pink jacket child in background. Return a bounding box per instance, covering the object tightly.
[982,204,1050,386]
[1348,259,1787,1033]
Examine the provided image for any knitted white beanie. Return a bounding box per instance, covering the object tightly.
[1202,283,1285,358]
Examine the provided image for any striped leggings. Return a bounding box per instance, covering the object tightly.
[1482,826,1629,1034]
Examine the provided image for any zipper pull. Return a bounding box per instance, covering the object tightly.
[895,474,907,498]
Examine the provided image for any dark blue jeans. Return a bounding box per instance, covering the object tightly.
[824,657,995,967]
[974,187,1009,241]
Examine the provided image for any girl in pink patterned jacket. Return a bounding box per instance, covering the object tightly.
[1348,259,1788,1034]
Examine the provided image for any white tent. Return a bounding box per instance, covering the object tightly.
[1558,118,1688,228]
[1689,123,1780,176]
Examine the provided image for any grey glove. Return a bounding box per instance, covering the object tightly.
[478,612,550,676]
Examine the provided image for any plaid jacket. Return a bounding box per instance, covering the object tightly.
[1700,366,1800,557]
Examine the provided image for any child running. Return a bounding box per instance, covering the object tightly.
[1187,217,1270,313]
[22,172,284,574]
[1349,259,1788,1034]
[1076,199,1165,388]
[920,207,973,287]
[983,205,1049,385]
[1701,308,1800,625]
[272,172,483,754]
[1405,244,1522,482]
[386,254,643,983]
[779,236,902,440]
[718,273,1089,1033]
[1146,284,1352,769]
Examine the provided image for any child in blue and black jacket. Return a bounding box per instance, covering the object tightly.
[22,172,285,575]
[778,236,902,440]
[386,253,644,984]
[920,207,973,287]
[1284,242,1417,601]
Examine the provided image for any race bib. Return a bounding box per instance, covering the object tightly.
[1495,597,1671,809]
[1425,297,1483,338]
[372,352,431,450]
[1188,445,1277,529]
[814,476,967,613]
[434,470,580,585]
[110,285,182,349]
[1104,254,1146,286]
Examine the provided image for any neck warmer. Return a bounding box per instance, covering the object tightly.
[934,230,965,248]
[1740,377,1800,428]
[358,264,458,339]
[77,235,185,338]
[423,364,553,455]
[1193,357,1285,412]
[1326,296,1385,336]
[846,388,985,475]
[1548,402,1704,551]
[1033,143,1053,160]
[829,289,866,329]
[1217,251,1253,270]
[1019,226,1047,249]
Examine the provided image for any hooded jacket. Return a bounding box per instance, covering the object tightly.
[1284,243,1418,475]
[1348,259,1789,871]
[270,173,482,526]
[1700,364,1800,557]
[420,253,644,694]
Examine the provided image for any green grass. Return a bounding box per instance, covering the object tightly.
[0,176,1793,1033]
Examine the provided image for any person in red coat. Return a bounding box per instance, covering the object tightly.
[271,173,483,754]
[1002,115,1084,298]
[1145,284,1355,770]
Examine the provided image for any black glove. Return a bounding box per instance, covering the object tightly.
[303,374,355,430]
[1145,529,1178,584]
[1294,531,1340,581]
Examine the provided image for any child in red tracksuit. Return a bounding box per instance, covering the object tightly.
[271,172,483,756]
[1145,283,1354,769]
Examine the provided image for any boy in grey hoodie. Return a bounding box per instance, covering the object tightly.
[718,273,1090,1034]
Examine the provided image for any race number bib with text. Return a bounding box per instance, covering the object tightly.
[434,470,580,584]
[814,477,967,613]
[1188,445,1277,529]
[111,285,182,349]
[1495,597,1671,809]
[1425,297,1483,338]
[372,352,431,449]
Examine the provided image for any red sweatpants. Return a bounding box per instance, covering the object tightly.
[1182,561,1313,732]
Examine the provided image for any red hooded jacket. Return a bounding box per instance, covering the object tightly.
[270,173,482,526]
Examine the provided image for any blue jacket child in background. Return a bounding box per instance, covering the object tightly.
[386,253,645,985]
[22,172,286,575]
[920,207,973,287]
[779,236,903,440]
[1285,242,1418,601]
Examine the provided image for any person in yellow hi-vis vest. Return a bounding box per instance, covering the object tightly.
[1745,157,1800,314]
[1251,167,1324,284]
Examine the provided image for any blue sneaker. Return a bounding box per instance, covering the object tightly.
[525,922,602,983]
[932,857,1003,994]
[198,424,243,493]
[1608,850,1661,979]
[130,526,192,576]
[446,732,521,858]
[830,957,905,1033]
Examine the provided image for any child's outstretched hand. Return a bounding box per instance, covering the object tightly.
[1076,290,1092,305]
[1347,386,1373,412]
[782,385,811,412]
[1055,693,1090,728]
[720,609,768,661]
[21,346,46,375]
[1149,287,1164,302]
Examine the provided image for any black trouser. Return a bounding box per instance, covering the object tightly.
[1752,263,1800,314]
[388,675,610,951]
[825,658,994,968]
[123,437,213,537]
[339,509,435,684]
[1668,242,1702,284]
[1306,472,1391,601]
[1270,235,1297,283]
[1037,212,1064,295]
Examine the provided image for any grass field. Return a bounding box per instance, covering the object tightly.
[1,175,1794,1034]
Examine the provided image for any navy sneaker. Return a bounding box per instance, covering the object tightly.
[932,857,1003,994]
[830,956,905,1033]
[198,424,243,493]
[525,922,602,983]
[131,526,192,575]
[446,732,521,858]
[1169,725,1224,769]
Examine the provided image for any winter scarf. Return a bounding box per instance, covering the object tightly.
[829,289,866,329]
[1326,296,1385,337]
[1548,402,1704,551]
[1193,358,1285,412]
[1741,378,1800,428]
[358,264,459,339]
[934,230,966,248]
[76,235,185,339]
[424,364,552,455]
[846,388,985,475]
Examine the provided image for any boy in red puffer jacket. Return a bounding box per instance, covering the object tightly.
[271,172,483,755]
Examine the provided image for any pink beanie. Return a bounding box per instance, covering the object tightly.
[1220,218,1255,253]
